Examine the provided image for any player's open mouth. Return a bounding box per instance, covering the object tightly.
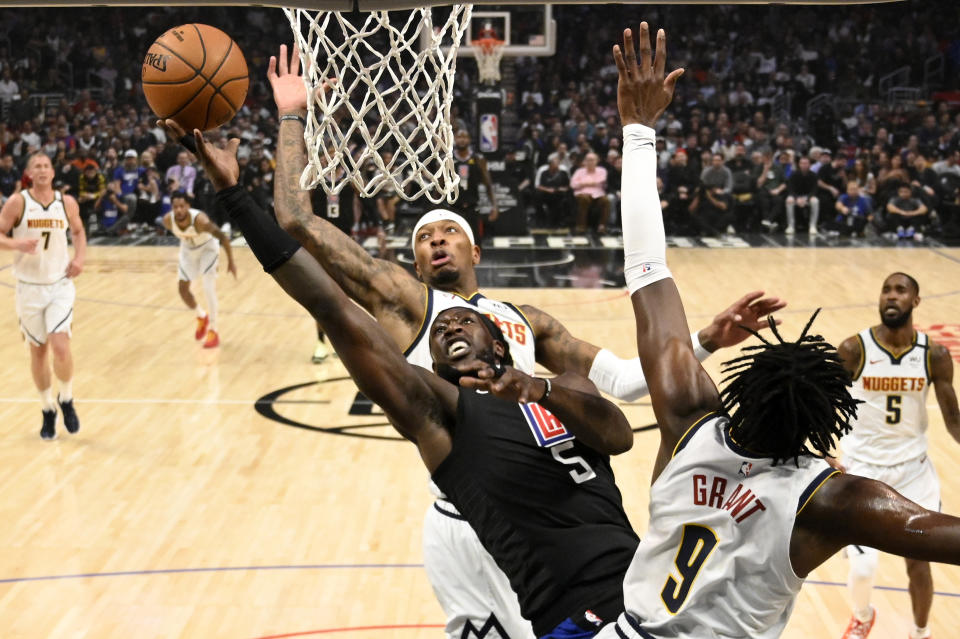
[431,251,451,267]
[447,339,470,359]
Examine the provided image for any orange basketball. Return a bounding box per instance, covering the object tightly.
[141,24,249,132]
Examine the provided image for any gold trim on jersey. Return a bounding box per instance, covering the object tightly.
[401,283,431,357]
[852,334,866,381]
[925,338,933,383]
[507,303,536,336]
[13,195,25,228]
[796,468,839,516]
[869,327,917,363]
[672,411,718,459]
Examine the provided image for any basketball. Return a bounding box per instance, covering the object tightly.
[141,24,249,132]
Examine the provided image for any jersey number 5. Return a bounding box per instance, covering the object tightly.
[551,441,596,484]
[886,395,902,424]
[661,524,719,614]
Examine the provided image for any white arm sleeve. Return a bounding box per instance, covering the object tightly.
[588,331,713,402]
[622,123,672,294]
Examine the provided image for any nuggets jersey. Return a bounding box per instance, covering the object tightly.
[842,328,931,466]
[604,414,835,639]
[404,288,537,375]
[11,190,70,285]
[170,209,214,249]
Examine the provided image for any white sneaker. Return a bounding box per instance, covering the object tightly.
[914,232,924,241]
[807,226,818,235]
[725,225,736,235]
[312,340,329,363]
[785,225,795,235]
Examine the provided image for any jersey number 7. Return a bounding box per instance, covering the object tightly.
[661,524,719,614]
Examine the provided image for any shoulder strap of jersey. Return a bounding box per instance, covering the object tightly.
[503,301,535,333]
[851,332,867,381]
[673,411,720,458]
[796,466,839,515]
[402,284,433,358]
[12,191,27,228]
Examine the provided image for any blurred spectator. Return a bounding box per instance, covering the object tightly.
[165,151,197,199]
[77,163,106,234]
[727,145,759,231]
[830,181,874,237]
[111,149,144,231]
[691,185,736,236]
[933,150,960,178]
[757,151,788,231]
[0,68,18,102]
[886,183,929,240]
[785,156,821,234]
[0,154,22,205]
[701,153,733,194]
[570,152,609,234]
[534,157,571,227]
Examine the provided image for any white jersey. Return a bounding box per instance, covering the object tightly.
[604,414,836,639]
[170,208,214,250]
[404,288,537,375]
[11,190,71,285]
[842,328,931,466]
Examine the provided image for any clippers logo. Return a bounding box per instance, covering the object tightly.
[479,113,499,153]
[739,462,753,477]
[521,402,572,447]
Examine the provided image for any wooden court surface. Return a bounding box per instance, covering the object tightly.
[1,245,959,639]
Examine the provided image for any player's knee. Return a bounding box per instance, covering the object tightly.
[849,548,879,579]
[785,196,796,205]
[49,335,70,360]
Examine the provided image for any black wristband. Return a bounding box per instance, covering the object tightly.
[538,377,552,403]
[216,186,301,273]
[280,114,306,126]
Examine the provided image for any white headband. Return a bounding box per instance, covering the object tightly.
[411,209,475,247]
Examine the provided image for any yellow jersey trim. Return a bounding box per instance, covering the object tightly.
[672,411,718,459]
[796,469,840,515]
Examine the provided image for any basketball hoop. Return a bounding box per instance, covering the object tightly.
[473,37,506,85]
[285,5,473,204]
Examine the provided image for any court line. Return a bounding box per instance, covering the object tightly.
[251,624,444,639]
[0,397,328,406]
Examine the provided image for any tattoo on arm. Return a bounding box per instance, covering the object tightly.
[524,305,600,376]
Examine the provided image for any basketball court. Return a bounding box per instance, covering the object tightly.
[1,244,959,638]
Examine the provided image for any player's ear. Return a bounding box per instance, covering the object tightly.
[472,244,481,265]
[913,294,920,308]
[493,339,505,360]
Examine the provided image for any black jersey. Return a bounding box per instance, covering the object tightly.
[431,389,639,635]
[453,151,483,210]
[310,183,356,236]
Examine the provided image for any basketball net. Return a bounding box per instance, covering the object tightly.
[285,6,472,204]
[473,37,505,85]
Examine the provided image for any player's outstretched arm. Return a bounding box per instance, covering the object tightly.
[461,368,633,454]
[930,341,960,445]
[792,473,960,578]
[196,212,237,278]
[268,45,425,326]
[63,194,86,278]
[614,23,719,465]
[520,290,785,402]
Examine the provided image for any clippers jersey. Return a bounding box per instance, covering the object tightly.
[404,288,537,375]
[843,328,932,466]
[604,414,835,639]
[170,209,214,249]
[432,389,639,636]
[11,190,71,285]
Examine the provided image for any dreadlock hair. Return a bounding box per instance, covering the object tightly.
[719,309,862,466]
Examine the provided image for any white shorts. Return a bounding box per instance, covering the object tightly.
[423,498,535,639]
[15,278,75,346]
[178,241,219,282]
[846,454,941,563]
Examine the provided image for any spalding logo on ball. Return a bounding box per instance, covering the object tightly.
[142,24,249,132]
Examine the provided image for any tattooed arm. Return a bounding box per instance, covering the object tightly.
[268,45,425,341]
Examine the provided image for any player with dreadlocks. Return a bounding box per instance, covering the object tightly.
[596,23,960,639]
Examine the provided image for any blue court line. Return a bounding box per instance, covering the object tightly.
[2,564,959,600]
[0,563,423,585]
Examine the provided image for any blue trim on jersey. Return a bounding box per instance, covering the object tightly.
[868,327,918,365]
[722,424,768,460]
[852,334,866,381]
[622,613,657,639]
[672,412,718,458]
[403,287,435,358]
[538,617,599,639]
[433,501,466,521]
[796,467,839,514]
[504,301,535,332]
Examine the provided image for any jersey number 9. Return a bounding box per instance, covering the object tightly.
[660,524,719,614]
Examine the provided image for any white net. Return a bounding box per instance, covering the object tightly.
[473,38,505,85]
[285,5,473,204]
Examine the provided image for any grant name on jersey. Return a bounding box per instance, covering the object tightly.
[692,474,768,523]
[861,376,926,392]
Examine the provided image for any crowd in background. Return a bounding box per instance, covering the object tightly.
[0,2,958,241]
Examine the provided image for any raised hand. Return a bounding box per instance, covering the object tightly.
[612,23,684,128]
[157,119,240,192]
[699,290,788,351]
[267,44,308,115]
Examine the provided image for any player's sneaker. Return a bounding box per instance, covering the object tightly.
[203,329,220,349]
[785,225,795,235]
[312,340,329,363]
[58,395,80,434]
[195,314,210,340]
[841,607,876,639]
[40,409,57,440]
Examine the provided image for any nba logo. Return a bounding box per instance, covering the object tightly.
[479,113,498,153]
[739,462,753,477]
